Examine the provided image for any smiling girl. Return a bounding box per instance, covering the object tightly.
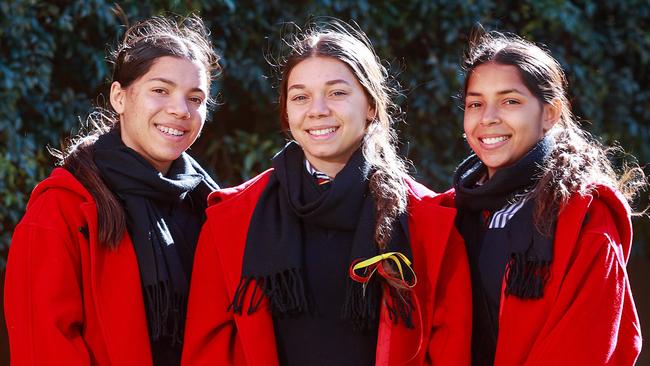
[453,31,645,365]
[5,16,220,365]
[182,21,471,365]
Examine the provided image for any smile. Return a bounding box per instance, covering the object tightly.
[480,135,510,145]
[308,127,338,136]
[156,124,185,137]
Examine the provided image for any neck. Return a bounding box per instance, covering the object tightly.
[305,158,346,178]
[155,163,171,176]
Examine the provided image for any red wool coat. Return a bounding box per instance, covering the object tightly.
[481,186,641,365]
[5,168,153,365]
[182,169,472,366]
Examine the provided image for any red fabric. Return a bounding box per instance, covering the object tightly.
[479,186,641,365]
[182,170,472,365]
[4,168,153,365]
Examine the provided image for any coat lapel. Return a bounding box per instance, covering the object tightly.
[212,182,279,366]
[495,194,590,365]
[376,196,457,365]
[82,203,153,365]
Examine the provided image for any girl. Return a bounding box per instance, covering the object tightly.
[182,21,471,365]
[453,30,644,365]
[5,15,220,365]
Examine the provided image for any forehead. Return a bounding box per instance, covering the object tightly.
[468,62,527,91]
[288,56,358,85]
[140,56,209,91]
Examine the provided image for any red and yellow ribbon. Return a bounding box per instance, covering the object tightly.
[349,251,424,362]
[349,251,417,290]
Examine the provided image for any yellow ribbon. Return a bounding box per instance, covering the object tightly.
[350,251,417,288]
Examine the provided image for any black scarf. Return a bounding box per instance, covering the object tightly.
[453,136,555,299]
[94,130,218,344]
[231,142,413,329]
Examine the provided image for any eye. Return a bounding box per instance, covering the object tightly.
[189,96,204,104]
[331,90,348,97]
[465,101,482,109]
[504,99,520,105]
[152,88,167,94]
[290,94,308,102]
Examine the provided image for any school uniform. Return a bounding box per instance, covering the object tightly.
[183,144,472,366]
[453,137,641,365]
[492,185,641,365]
[5,168,154,365]
[5,132,217,365]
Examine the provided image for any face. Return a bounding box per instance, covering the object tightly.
[285,56,374,177]
[110,56,209,174]
[463,62,559,177]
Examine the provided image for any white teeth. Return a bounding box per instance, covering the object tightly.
[157,125,184,136]
[309,127,336,136]
[481,136,509,145]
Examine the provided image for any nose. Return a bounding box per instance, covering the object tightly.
[307,95,330,118]
[167,96,191,119]
[480,103,500,126]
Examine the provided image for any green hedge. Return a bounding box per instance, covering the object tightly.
[2,0,649,267]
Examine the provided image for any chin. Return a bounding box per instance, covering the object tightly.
[156,150,184,163]
[305,147,333,158]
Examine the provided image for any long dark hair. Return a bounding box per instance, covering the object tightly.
[278,20,409,250]
[51,14,221,248]
[462,30,646,233]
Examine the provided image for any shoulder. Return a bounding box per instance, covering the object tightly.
[20,168,93,227]
[584,185,631,252]
[11,168,92,257]
[403,177,458,243]
[207,169,272,207]
[562,185,630,233]
[559,184,632,261]
[204,169,272,223]
[200,170,273,247]
[404,176,456,210]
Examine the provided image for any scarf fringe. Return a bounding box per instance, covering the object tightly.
[228,268,309,317]
[385,285,415,329]
[341,280,415,331]
[143,281,186,346]
[504,252,550,299]
[341,279,381,331]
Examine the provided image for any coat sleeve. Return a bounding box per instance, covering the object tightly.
[427,227,472,365]
[522,202,641,365]
[4,217,90,364]
[181,220,245,365]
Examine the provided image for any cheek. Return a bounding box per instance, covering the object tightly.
[124,94,155,118]
[462,115,474,135]
[285,115,301,137]
[197,106,208,121]
[286,107,303,128]
[288,124,301,140]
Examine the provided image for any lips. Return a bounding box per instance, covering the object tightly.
[156,124,185,137]
[308,126,338,136]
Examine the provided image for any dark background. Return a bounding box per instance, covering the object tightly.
[1,1,648,364]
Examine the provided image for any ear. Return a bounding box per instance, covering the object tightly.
[109,81,126,115]
[366,106,376,124]
[542,98,562,132]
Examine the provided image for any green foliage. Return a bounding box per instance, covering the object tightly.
[2,0,650,267]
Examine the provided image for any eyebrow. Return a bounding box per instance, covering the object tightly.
[147,77,206,95]
[287,79,352,92]
[466,88,526,97]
